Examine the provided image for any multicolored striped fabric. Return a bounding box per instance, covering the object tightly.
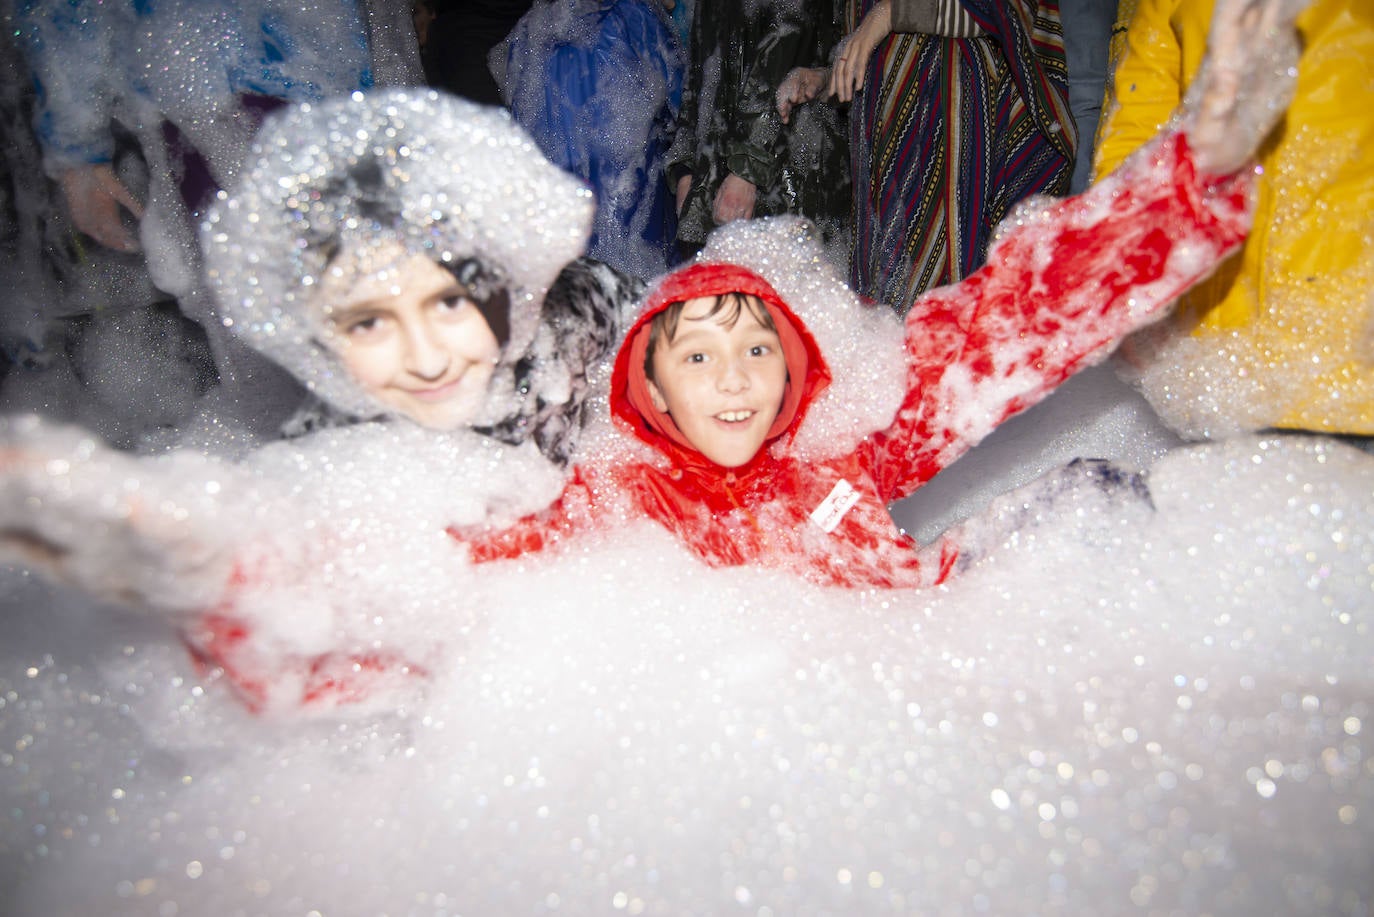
[850,0,1076,313]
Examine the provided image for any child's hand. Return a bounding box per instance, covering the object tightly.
[59,164,145,253]
[777,67,829,124]
[0,416,242,616]
[829,0,892,103]
[1185,0,1306,176]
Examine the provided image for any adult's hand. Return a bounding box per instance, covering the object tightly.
[60,163,144,253]
[777,66,829,124]
[712,173,757,225]
[829,0,893,103]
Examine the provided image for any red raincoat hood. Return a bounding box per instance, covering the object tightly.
[611,262,832,467]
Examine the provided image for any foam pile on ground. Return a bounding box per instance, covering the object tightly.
[2,434,1369,914]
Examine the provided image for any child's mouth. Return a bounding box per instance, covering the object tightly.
[406,376,467,402]
[715,410,754,424]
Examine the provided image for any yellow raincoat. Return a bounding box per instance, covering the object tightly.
[1095,0,1374,436]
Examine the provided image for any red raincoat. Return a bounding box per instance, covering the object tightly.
[466,131,1252,588]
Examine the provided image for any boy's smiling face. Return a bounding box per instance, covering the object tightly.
[647,294,788,469]
[319,249,501,430]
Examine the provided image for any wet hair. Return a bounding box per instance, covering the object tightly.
[446,257,511,347]
[301,154,513,347]
[314,241,513,349]
[643,292,778,382]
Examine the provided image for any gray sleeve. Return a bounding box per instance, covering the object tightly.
[890,0,985,37]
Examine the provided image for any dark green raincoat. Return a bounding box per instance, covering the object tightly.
[665,0,850,251]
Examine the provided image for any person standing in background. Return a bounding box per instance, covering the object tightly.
[495,0,685,279]
[666,0,852,261]
[830,0,1076,312]
[1060,0,1116,193]
[1094,0,1374,442]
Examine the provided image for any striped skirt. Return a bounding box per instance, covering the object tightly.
[850,0,1075,313]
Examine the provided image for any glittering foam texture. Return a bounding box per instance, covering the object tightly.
[1117,204,1374,440]
[1,434,1370,914]
[200,89,595,421]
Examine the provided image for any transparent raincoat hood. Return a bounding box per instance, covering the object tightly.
[201,89,595,427]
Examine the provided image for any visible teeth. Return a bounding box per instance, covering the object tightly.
[717,411,753,422]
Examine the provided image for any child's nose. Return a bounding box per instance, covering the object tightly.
[402,321,451,380]
[716,359,750,393]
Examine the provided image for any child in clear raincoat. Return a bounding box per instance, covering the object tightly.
[0,89,641,713]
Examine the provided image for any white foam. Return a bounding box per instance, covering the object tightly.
[2,431,1369,914]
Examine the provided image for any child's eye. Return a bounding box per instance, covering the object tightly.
[435,289,478,318]
[344,315,384,336]
[748,344,772,357]
[686,352,708,364]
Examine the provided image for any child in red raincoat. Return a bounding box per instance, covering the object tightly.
[464,0,1304,588]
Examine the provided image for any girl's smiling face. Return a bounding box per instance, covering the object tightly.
[320,249,502,430]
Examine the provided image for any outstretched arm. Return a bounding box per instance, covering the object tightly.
[0,417,241,613]
[0,417,433,715]
[868,0,1305,500]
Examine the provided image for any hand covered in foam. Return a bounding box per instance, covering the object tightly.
[1185,0,1306,176]
[0,416,436,716]
[0,416,242,615]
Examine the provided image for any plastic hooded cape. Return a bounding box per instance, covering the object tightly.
[495,0,685,279]
[202,89,631,464]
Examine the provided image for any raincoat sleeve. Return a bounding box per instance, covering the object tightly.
[867,128,1252,501]
[183,554,429,716]
[1092,0,1205,179]
[723,2,829,190]
[0,416,423,717]
[453,470,601,564]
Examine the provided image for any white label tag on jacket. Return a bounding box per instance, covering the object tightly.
[809,479,860,533]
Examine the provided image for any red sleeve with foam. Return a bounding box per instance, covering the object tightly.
[455,470,600,565]
[868,130,1252,502]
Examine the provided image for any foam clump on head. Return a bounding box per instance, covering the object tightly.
[201,88,595,421]
[691,217,907,459]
